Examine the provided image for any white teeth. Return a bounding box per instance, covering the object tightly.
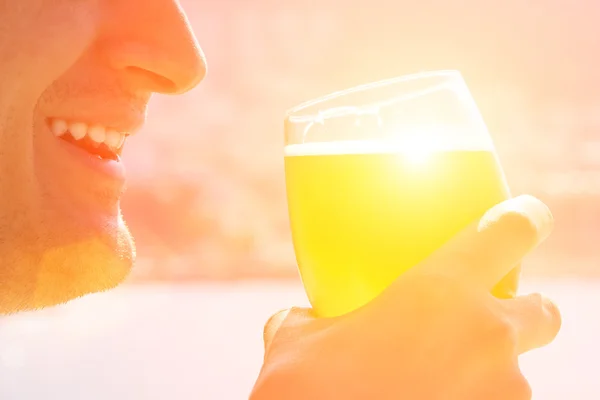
[51,119,68,137]
[105,129,124,149]
[88,125,106,144]
[69,122,88,140]
[49,118,128,151]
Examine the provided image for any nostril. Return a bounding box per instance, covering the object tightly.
[125,66,178,93]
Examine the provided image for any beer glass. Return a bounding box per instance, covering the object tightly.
[284,71,515,317]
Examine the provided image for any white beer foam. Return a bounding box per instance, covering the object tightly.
[284,136,494,157]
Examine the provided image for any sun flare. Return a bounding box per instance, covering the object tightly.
[396,136,434,165]
[405,146,432,165]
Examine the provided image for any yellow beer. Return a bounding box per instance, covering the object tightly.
[285,140,510,317]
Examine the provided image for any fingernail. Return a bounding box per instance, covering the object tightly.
[479,195,554,244]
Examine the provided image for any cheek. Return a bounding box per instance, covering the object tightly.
[0,1,100,96]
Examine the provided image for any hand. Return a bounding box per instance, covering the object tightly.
[250,195,561,400]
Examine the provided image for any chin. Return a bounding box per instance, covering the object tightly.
[41,214,135,306]
[0,211,136,314]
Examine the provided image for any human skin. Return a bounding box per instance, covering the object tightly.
[0,0,205,312]
[0,3,561,399]
[252,196,561,400]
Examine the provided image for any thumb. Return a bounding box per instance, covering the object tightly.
[263,309,291,352]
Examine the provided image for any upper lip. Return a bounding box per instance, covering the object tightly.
[49,112,146,135]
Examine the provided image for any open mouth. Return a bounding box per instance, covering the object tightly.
[47,118,128,161]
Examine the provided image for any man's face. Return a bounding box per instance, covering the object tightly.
[0,0,206,312]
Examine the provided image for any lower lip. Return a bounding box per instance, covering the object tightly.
[54,133,126,181]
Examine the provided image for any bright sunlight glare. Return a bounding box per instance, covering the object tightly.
[390,135,435,166]
[405,143,432,165]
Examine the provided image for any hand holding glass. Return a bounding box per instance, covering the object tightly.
[284,71,515,317]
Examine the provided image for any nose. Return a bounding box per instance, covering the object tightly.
[101,1,206,94]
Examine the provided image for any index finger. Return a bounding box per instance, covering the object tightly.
[412,195,553,291]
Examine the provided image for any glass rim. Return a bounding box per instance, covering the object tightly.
[285,70,463,119]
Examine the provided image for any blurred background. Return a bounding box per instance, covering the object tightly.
[1,0,599,399]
